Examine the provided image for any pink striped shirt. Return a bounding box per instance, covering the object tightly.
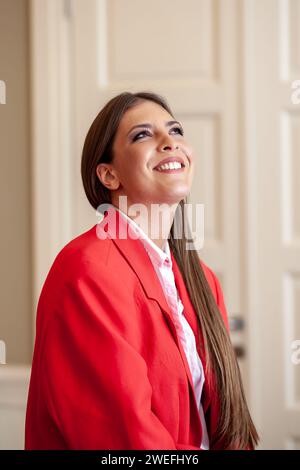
[108,204,209,450]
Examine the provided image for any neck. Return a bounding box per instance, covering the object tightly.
[111,196,179,250]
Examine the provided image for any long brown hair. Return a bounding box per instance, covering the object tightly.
[81,91,259,449]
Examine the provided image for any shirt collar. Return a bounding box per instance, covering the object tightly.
[106,203,172,269]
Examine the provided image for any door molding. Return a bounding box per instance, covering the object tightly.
[241,0,263,444]
[29,0,74,318]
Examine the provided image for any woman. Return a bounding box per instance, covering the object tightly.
[25,91,259,450]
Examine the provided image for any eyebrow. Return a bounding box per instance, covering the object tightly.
[127,120,183,136]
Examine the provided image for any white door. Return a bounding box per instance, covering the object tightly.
[243,0,300,449]
[29,0,300,449]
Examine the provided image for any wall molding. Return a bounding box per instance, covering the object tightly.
[0,366,30,407]
[0,366,30,449]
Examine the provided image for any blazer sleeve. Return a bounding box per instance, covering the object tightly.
[40,261,199,450]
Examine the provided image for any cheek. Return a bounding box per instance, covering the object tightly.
[128,146,152,170]
[183,142,194,160]
[118,153,147,181]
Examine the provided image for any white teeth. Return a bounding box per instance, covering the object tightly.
[156,162,182,171]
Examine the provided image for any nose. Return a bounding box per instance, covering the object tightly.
[158,136,179,152]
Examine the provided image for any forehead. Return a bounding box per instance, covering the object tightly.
[118,100,173,132]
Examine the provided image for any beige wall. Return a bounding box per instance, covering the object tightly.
[0,0,32,364]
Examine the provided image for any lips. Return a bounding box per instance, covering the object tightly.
[153,156,185,170]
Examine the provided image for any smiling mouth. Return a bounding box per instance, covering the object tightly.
[154,167,185,174]
[153,162,185,172]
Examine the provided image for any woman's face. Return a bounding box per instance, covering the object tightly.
[98,100,195,207]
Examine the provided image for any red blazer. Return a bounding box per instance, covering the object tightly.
[25,209,230,450]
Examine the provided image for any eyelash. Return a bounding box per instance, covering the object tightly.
[132,126,184,142]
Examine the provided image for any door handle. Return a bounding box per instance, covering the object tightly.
[233,345,245,358]
[229,316,246,358]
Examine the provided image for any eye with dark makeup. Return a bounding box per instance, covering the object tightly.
[132,126,184,142]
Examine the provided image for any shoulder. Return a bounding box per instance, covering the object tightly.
[36,225,135,331]
[54,224,111,271]
[39,224,142,305]
[49,224,121,282]
[38,225,115,305]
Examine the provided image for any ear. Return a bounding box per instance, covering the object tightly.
[96,163,120,190]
